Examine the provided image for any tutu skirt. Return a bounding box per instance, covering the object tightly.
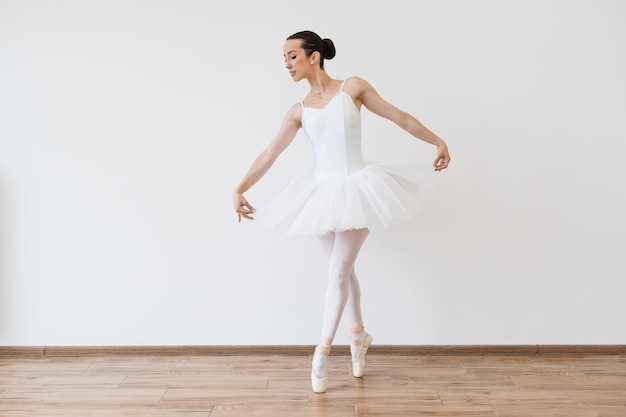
[260,163,432,238]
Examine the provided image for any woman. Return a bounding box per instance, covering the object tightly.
[233,31,450,393]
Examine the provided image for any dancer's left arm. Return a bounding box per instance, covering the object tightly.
[348,76,451,171]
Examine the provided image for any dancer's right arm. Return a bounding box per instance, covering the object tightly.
[234,103,302,222]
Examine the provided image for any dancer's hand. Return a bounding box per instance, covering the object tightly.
[234,193,256,222]
[434,141,451,172]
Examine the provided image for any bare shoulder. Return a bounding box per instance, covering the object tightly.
[284,101,302,119]
[282,101,303,128]
[343,76,373,94]
[343,76,379,108]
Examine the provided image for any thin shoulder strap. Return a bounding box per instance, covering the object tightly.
[300,100,305,109]
[340,78,348,92]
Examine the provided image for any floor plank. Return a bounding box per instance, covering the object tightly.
[0,352,624,416]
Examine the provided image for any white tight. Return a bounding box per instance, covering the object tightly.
[317,228,370,342]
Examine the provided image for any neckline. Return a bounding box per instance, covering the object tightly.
[302,79,347,110]
[302,90,343,111]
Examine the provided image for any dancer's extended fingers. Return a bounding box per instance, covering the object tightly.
[236,204,256,221]
[239,211,255,221]
[244,201,256,213]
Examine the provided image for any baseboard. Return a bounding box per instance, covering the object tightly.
[1,344,625,357]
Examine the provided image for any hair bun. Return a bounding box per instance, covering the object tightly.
[322,38,336,60]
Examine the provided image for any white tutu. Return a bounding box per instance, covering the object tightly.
[261,163,432,238]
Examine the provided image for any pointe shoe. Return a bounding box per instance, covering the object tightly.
[311,366,328,393]
[351,333,372,378]
[311,349,329,393]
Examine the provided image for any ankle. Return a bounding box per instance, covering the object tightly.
[315,337,333,356]
[349,325,366,346]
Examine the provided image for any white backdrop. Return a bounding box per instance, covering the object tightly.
[1,0,625,346]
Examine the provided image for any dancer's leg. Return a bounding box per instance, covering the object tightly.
[314,233,335,382]
[319,231,366,339]
[319,228,369,341]
[311,229,369,392]
[312,229,369,392]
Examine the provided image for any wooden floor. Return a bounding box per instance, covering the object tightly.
[1,351,625,416]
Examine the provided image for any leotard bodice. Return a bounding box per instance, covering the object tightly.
[301,81,365,183]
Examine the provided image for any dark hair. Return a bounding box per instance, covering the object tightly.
[287,31,336,69]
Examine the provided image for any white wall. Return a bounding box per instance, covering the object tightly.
[1,0,625,346]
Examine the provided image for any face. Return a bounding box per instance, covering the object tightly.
[283,39,316,82]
